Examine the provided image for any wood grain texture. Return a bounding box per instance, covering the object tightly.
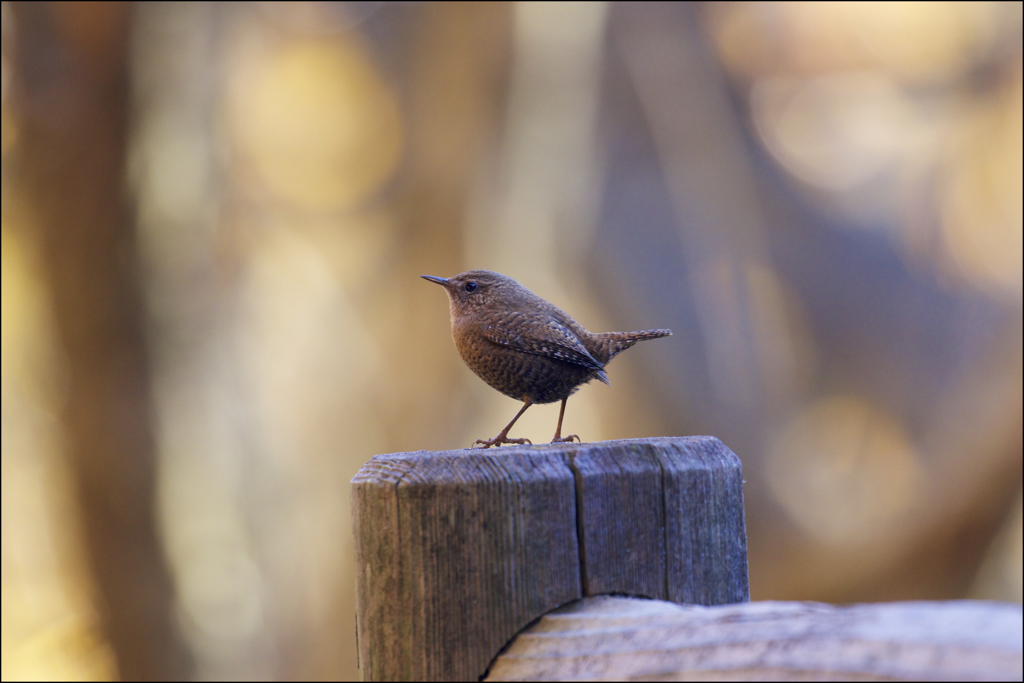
[485,596,1024,681]
[352,449,581,681]
[571,438,749,604]
[658,437,749,605]
[352,437,749,681]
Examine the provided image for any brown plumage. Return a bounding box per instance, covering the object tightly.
[422,270,671,448]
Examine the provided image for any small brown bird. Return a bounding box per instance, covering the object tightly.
[422,270,671,448]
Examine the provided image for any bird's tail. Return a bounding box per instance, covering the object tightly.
[590,329,672,364]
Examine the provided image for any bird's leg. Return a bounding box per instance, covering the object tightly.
[473,398,534,448]
[551,398,580,444]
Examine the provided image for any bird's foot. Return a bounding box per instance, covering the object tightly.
[472,435,533,449]
[551,434,581,444]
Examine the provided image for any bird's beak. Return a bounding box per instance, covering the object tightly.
[421,275,450,287]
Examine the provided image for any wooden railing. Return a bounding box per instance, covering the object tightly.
[485,595,1022,680]
[351,437,1022,681]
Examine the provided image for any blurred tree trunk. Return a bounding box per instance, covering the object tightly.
[12,3,191,679]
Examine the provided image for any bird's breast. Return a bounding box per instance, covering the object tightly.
[450,318,600,404]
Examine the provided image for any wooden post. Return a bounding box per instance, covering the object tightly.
[351,436,748,681]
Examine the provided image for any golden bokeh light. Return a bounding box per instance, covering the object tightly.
[941,79,1024,301]
[767,395,924,546]
[751,72,927,192]
[711,2,1007,84]
[716,2,1022,301]
[230,38,403,213]
[2,227,118,681]
[823,1,1000,83]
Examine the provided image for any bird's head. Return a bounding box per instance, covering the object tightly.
[421,270,518,318]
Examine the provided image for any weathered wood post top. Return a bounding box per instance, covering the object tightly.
[351,436,749,682]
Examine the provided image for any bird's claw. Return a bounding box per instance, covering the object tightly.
[551,434,581,444]
[472,436,533,448]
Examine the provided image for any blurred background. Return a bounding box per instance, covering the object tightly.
[2,1,1021,679]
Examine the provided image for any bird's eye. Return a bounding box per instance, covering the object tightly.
[465,282,478,293]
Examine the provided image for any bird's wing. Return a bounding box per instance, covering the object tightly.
[479,313,604,370]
